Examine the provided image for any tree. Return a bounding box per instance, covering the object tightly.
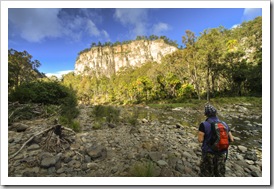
[182,30,202,100]
[8,49,43,92]
[196,27,226,101]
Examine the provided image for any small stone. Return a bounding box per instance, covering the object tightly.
[142,118,149,123]
[182,151,192,159]
[108,123,116,128]
[14,123,28,132]
[87,162,99,170]
[86,145,107,160]
[40,156,58,168]
[233,136,241,141]
[68,160,81,168]
[176,123,183,128]
[245,160,255,165]
[56,168,65,174]
[238,145,247,153]
[27,144,40,151]
[157,160,168,166]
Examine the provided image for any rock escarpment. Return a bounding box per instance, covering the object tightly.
[75,39,178,76]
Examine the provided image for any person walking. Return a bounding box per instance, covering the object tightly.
[198,104,234,177]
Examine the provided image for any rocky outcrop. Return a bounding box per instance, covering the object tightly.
[75,39,178,77]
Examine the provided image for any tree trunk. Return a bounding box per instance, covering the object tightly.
[206,66,210,102]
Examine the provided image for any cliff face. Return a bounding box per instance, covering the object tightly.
[74,39,178,76]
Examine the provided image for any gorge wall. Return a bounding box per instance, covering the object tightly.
[74,39,178,76]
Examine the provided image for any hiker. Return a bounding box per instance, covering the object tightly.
[198,104,234,177]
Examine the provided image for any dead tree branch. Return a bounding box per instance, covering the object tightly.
[9,125,75,160]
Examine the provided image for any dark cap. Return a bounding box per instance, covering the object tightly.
[204,104,217,117]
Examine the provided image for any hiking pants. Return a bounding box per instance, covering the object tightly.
[199,152,226,177]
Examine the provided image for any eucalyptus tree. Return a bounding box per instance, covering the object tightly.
[182,30,202,100]
[8,49,43,92]
[196,27,227,101]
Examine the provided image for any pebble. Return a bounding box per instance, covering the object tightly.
[238,145,248,153]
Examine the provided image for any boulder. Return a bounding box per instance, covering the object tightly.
[14,123,28,132]
[244,151,257,161]
[40,156,57,168]
[157,160,168,166]
[238,145,248,153]
[148,152,162,162]
[86,145,107,160]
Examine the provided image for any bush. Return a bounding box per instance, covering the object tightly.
[59,116,81,132]
[10,81,72,105]
[127,108,139,126]
[9,81,79,130]
[130,161,157,177]
[91,105,120,124]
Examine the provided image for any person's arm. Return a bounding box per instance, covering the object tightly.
[198,123,205,143]
[198,131,205,143]
[228,131,234,142]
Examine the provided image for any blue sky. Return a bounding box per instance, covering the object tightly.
[8,8,262,78]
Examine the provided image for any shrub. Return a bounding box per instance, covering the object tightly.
[92,105,120,124]
[178,84,195,99]
[127,108,139,126]
[59,116,81,132]
[130,161,157,177]
[92,122,102,130]
[9,81,79,131]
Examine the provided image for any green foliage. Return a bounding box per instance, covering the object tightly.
[10,81,71,105]
[92,122,102,130]
[92,105,121,124]
[178,84,195,98]
[130,161,157,177]
[127,108,140,127]
[9,80,79,130]
[8,49,45,92]
[59,116,81,132]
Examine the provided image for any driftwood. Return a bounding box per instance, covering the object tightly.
[9,124,75,160]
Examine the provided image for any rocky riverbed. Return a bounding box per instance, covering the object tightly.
[8,103,262,177]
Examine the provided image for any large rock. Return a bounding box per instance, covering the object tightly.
[244,151,258,161]
[14,123,28,132]
[148,152,162,162]
[40,156,57,168]
[86,145,107,160]
[238,145,248,153]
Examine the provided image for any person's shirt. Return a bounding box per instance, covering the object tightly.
[199,116,230,153]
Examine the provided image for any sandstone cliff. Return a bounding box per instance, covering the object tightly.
[75,39,178,76]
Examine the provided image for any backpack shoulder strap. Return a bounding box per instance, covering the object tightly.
[206,118,214,124]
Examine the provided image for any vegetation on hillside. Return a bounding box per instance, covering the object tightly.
[62,16,262,105]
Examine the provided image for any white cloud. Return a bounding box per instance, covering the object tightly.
[9,9,62,42]
[152,22,170,35]
[9,8,110,43]
[114,8,148,37]
[86,20,100,37]
[242,8,262,21]
[231,24,240,29]
[102,30,110,40]
[46,70,74,79]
